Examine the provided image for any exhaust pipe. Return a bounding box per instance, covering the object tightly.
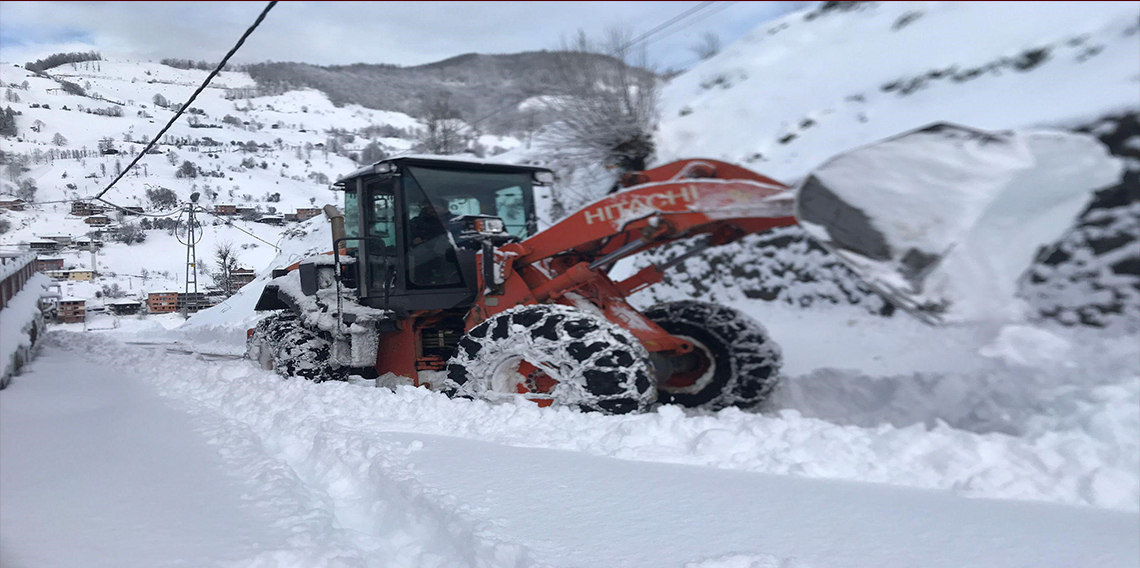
[323,204,345,250]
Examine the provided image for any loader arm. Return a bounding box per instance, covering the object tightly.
[517,158,798,266]
[468,159,801,354]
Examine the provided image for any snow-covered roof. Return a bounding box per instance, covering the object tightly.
[336,154,550,184]
[59,297,86,303]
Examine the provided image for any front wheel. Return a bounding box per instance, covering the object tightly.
[247,313,344,383]
[445,304,657,414]
[644,300,782,410]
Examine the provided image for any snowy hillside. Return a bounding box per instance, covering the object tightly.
[656,1,1139,177]
[640,1,1140,327]
[0,57,519,307]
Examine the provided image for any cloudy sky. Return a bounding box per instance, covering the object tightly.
[0,1,806,70]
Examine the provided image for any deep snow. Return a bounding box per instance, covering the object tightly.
[2,328,1137,567]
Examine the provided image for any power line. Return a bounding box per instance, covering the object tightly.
[93,0,277,203]
[620,1,717,52]
[460,1,718,134]
[201,209,282,251]
[639,1,740,50]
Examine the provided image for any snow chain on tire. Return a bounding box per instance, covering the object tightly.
[445,304,657,414]
[644,300,782,410]
[247,312,344,383]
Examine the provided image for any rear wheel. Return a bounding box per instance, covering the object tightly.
[644,300,782,410]
[445,304,656,414]
[247,313,344,383]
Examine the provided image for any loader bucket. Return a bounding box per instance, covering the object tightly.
[796,123,1123,324]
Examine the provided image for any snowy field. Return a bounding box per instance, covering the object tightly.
[2,299,1137,567]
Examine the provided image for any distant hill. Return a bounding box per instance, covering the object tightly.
[244,51,654,134]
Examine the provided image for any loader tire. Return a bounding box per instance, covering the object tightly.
[644,300,782,410]
[445,304,656,414]
[247,313,344,383]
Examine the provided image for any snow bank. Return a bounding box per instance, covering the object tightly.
[55,329,1140,512]
[978,324,1073,367]
[0,273,49,382]
[179,217,333,346]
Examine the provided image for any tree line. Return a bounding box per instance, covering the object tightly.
[25,51,103,74]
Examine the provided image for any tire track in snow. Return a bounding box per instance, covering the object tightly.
[50,332,547,568]
[55,330,1138,512]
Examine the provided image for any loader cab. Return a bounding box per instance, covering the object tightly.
[335,156,552,312]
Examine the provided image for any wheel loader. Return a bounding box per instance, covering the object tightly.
[247,124,1121,414]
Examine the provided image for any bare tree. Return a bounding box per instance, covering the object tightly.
[543,27,659,174]
[416,91,466,154]
[536,28,661,217]
[690,32,722,61]
[211,241,240,296]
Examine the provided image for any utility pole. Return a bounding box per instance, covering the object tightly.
[178,192,203,318]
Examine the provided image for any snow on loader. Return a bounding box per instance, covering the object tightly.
[247,124,1121,414]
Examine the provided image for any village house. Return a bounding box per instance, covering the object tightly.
[106,298,143,316]
[27,239,61,253]
[121,206,145,216]
[294,207,321,222]
[38,235,74,247]
[74,236,104,251]
[35,257,64,272]
[57,298,86,323]
[176,292,209,313]
[255,215,285,226]
[0,198,27,211]
[230,267,257,292]
[235,206,257,216]
[71,201,107,217]
[46,269,95,282]
[146,291,179,314]
[214,204,237,215]
[84,215,111,227]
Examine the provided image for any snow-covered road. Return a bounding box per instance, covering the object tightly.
[0,342,290,568]
[2,324,1138,567]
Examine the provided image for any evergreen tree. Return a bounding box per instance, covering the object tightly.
[0,107,17,137]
